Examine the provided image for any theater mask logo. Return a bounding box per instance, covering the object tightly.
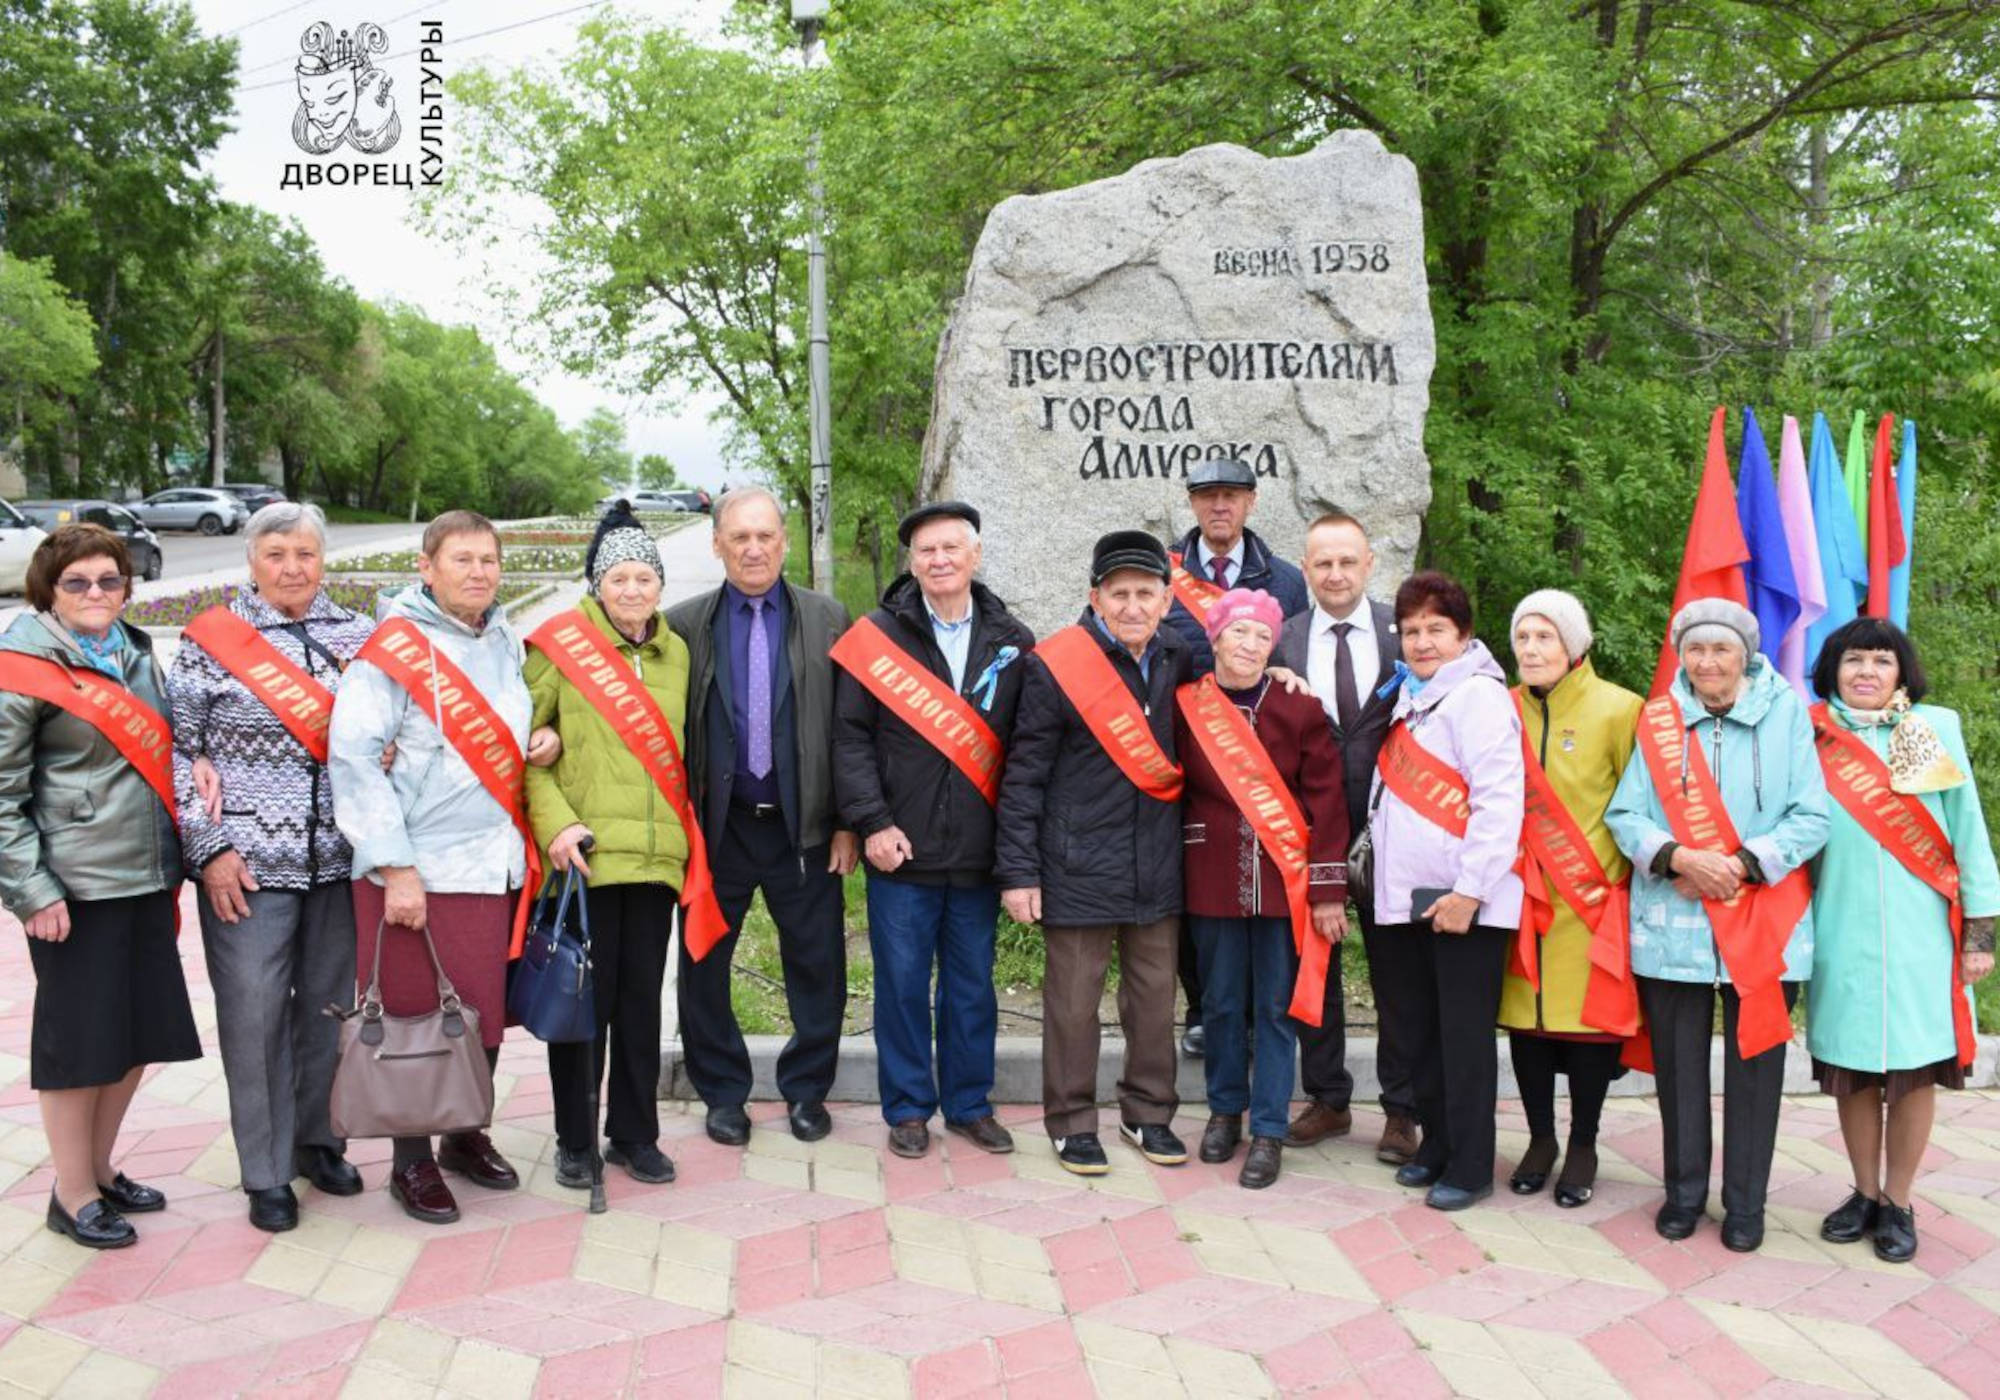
[292,21,401,155]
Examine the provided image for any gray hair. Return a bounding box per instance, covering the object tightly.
[712,486,787,533]
[245,501,328,554]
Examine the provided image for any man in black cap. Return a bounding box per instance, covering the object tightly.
[830,502,1035,1160]
[996,530,1192,1176]
[1163,458,1310,1056]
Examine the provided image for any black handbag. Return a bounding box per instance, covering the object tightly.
[506,866,596,1043]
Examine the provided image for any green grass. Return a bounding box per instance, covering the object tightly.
[781,512,883,621]
[317,503,406,524]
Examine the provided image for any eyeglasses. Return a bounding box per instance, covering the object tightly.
[56,574,129,597]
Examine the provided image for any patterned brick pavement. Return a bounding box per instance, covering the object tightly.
[0,888,1996,1397]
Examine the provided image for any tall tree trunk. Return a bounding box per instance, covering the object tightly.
[208,334,228,486]
[1807,122,1833,349]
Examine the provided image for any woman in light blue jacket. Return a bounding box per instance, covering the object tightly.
[1607,598,1828,1255]
[1804,618,1998,1265]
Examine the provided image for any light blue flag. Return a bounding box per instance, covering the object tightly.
[1889,419,1916,628]
[1804,411,1867,683]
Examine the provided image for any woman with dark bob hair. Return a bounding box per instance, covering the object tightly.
[1805,617,1998,1263]
[1365,570,1524,1210]
[0,524,201,1249]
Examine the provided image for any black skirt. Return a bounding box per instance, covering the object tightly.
[27,889,202,1090]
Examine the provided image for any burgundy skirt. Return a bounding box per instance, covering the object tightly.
[352,880,514,1050]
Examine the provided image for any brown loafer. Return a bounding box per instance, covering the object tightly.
[438,1131,519,1191]
[389,1160,460,1224]
[888,1120,931,1159]
[1284,1101,1352,1148]
[1376,1114,1420,1166]
[946,1116,1015,1154]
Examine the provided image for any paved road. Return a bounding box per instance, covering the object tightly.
[152,521,420,581]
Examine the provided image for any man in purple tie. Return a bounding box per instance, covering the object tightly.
[1162,458,1310,1055]
[667,488,859,1146]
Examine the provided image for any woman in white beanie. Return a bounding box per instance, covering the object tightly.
[1498,590,1643,1209]
[1606,597,1829,1253]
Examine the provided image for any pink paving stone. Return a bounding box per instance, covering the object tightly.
[902,1188,1015,1221]
[944,1146,1017,1188]
[1584,1319,1673,1378]
[150,1281,302,1322]
[1783,1265,1929,1324]
[258,1321,373,1382]
[1354,1249,1436,1302]
[838,1311,983,1356]
[147,1350,272,1400]
[1057,1260,1135,1313]
[1681,1335,1773,1393]
[841,1279,979,1318]
[574,1295,718,1335]
[1412,1227,1488,1277]
[963,1202,1082,1238]
[1043,1223,1119,1272]
[1262,1330,1354,1391]
[1334,1309,1416,1365]
[1393,1277,1520,1321]
[1627,1366,1720,1400]
[815,1207,889,1255]
[736,1224,813,1274]
[734,1261,814,1311]
[1686,1255,1833,1309]
[639,1318,729,1378]
[536,1338,638,1398]
[1332,1216,1407,1265]
[1388,1202,1456,1244]
[1014,1362,1097,1399]
[411,1294,549,1338]
[995,1318,1083,1377]
[1933,1344,1997,1397]
[1633,1295,1719,1355]
[1359,1350,1454,1400]
[751,1296,887,1337]
[1909,1279,2000,1338]
[1108,1206,1183,1254]
[483,1312,628,1358]
[815,1240,895,1295]
[1634,1240,1714,1291]
[911,1340,1002,1397]
[1179,1293,1371,1354]
[1924,1207,1999,1260]
[1875,1302,1967,1365]
[1123,1241,1201,1291]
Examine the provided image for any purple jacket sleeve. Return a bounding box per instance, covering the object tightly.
[1445,680,1525,902]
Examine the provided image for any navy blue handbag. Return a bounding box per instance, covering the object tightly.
[507,866,596,1043]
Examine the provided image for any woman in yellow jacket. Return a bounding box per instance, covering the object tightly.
[525,504,691,1188]
[1498,591,1643,1207]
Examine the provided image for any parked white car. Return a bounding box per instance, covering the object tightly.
[0,500,48,594]
[132,487,251,535]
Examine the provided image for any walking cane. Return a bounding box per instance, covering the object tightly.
[579,836,608,1214]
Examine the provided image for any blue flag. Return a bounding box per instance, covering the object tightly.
[1734,407,1800,669]
[1804,411,1867,681]
[1889,419,1917,628]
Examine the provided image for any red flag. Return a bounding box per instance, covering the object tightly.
[1864,412,1907,617]
[1650,406,1751,697]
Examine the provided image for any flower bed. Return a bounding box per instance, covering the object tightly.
[331,544,585,575]
[126,580,539,630]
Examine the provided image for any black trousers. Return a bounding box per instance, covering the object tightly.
[1640,976,1798,1220]
[549,883,676,1152]
[677,807,847,1108]
[1368,922,1509,1190]
[1297,900,1415,1117]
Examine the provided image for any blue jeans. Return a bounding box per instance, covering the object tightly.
[1189,915,1300,1140]
[867,877,1000,1126]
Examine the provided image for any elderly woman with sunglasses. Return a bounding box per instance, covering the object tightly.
[0,524,202,1250]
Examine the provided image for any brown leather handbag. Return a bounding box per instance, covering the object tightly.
[328,921,494,1139]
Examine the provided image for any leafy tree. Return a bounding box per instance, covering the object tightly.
[574,407,632,493]
[0,251,98,450]
[637,452,680,490]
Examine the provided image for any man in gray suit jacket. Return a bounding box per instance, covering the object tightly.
[1275,512,1420,1165]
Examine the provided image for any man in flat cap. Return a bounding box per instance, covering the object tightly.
[996,531,1193,1175]
[831,502,1035,1159]
[1163,458,1310,1055]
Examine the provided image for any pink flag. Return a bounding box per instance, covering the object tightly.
[1774,416,1827,695]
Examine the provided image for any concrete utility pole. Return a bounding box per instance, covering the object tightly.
[793,0,833,593]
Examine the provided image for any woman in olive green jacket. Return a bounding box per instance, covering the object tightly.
[525,506,691,1187]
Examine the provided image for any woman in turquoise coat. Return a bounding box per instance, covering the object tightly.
[1805,618,1999,1265]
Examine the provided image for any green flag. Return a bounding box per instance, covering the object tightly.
[1842,409,1869,545]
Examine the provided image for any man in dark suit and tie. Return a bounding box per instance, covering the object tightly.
[1275,511,1420,1165]
[666,487,859,1147]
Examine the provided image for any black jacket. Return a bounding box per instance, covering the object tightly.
[832,577,1037,884]
[995,612,1192,926]
[1276,597,1400,837]
[1161,526,1311,677]
[666,578,850,852]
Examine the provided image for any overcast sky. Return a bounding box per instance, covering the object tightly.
[190,0,743,489]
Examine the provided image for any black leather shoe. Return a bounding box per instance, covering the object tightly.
[606,1142,676,1184]
[295,1147,364,1197]
[1554,1142,1598,1209]
[945,1116,1015,1154]
[96,1173,165,1214]
[1053,1133,1109,1175]
[1821,1189,1880,1243]
[1119,1121,1188,1166]
[1874,1199,1918,1263]
[1509,1136,1557,1195]
[1199,1114,1243,1164]
[1655,1203,1702,1240]
[706,1103,751,1146]
[554,1146,592,1189]
[247,1185,299,1233]
[1721,1213,1765,1253]
[1180,1025,1206,1058]
[47,1193,135,1250]
[1426,1182,1493,1212]
[788,1101,832,1142]
[438,1131,519,1190]
[1395,1161,1442,1189]
[1239,1136,1282,1190]
[887,1120,930,1159]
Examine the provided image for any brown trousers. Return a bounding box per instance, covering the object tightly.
[1041,917,1180,1138]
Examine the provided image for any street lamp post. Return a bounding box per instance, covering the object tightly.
[792,0,833,593]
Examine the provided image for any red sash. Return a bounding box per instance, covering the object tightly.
[1176,677,1330,1026]
[1510,691,1638,1036]
[1035,626,1183,801]
[183,607,336,762]
[1375,720,1470,838]
[1167,551,1224,625]
[1810,704,1976,1067]
[829,615,1004,806]
[1634,695,1810,1060]
[526,611,729,962]
[356,617,541,957]
[0,652,177,822]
